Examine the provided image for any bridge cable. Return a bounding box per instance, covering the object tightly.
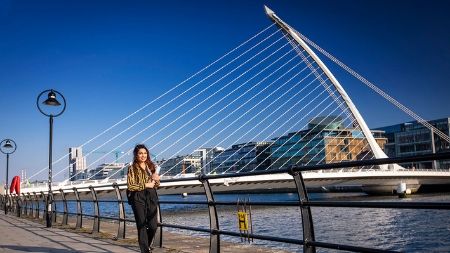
[59,27,284,181]
[85,34,292,180]
[294,28,450,144]
[215,74,334,174]
[164,62,323,177]
[106,44,302,179]
[28,24,276,181]
[163,57,316,177]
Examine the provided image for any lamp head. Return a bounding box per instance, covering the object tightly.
[43,90,61,106]
[3,140,13,149]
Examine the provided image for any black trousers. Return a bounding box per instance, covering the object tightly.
[130,188,158,253]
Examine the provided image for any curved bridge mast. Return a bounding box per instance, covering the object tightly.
[264,6,402,170]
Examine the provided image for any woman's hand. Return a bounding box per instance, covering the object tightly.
[152,173,160,182]
[145,180,156,188]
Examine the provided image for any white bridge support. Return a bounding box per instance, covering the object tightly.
[264,6,403,171]
[18,169,450,196]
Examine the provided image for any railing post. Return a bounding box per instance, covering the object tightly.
[9,196,13,214]
[4,195,8,214]
[9,195,13,214]
[21,193,27,216]
[289,170,316,253]
[33,192,39,219]
[89,186,100,234]
[15,195,21,217]
[199,175,220,253]
[52,192,57,223]
[26,194,30,216]
[73,188,83,229]
[27,193,32,217]
[153,188,163,248]
[60,189,68,225]
[41,191,46,220]
[112,183,126,239]
[22,193,31,216]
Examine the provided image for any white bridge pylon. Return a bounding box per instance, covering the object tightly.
[264,6,402,171]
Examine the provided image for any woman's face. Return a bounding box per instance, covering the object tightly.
[137,148,148,163]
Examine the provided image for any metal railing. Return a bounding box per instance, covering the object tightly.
[1,152,450,253]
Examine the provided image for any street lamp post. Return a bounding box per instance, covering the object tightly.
[1,138,17,214]
[37,89,66,228]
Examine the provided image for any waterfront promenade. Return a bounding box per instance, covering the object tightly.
[0,214,142,253]
[0,214,286,253]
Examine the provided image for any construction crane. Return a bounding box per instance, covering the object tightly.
[87,150,157,163]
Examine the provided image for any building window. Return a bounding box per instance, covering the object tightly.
[399,145,415,153]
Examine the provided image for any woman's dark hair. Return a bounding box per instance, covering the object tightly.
[132,144,156,173]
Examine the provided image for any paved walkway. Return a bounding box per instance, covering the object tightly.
[0,215,143,253]
[0,214,290,253]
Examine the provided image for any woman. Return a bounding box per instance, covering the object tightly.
[127,144,160,253]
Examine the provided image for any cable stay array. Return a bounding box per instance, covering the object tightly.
[25,7,449,184]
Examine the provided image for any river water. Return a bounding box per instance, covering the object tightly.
[58,192,450,252]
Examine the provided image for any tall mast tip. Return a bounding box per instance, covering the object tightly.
[264,5,275,17]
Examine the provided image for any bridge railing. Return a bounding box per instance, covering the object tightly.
[1,152,450,253]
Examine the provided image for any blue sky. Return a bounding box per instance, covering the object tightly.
[0,0,449,182]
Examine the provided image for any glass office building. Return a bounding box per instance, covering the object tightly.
[270,116,387,169]
[375,117,450,169]
[210,142,272,174]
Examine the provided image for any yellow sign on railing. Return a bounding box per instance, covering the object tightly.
[237,211,249,231]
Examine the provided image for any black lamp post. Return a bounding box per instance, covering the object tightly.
[0,138,17,214]
[37,89,66,228]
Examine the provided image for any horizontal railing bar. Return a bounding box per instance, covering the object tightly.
[309,240,399,253]
[218,229,304,245]
[306,201,450,209]
[82,214,98,218]
[52,212,120,222]
[160,223,211,233]
[215,201,298,206]
[53,199,120,203]
[158,200,208,205]
[97,215,119,221]
[158,200,300,206]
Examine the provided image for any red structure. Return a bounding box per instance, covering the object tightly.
[9,176,20,195]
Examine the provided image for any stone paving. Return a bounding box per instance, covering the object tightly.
[0,215,142,253]
[0,214,290,253]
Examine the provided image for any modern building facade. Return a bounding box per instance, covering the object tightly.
[376,117,450,170]
[193,147,221,174]
[210,142,272,174]
[270,116,387,169]
[158,154,202,176]
[89,163,127,180]
[69,147,87,181]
